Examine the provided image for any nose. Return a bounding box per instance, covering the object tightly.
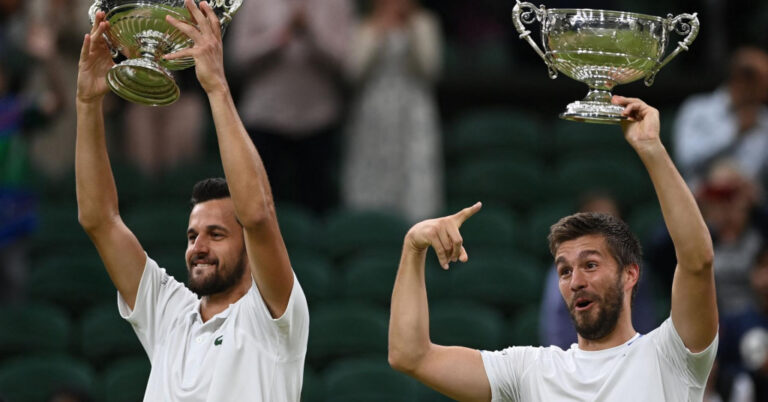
[190,234,210,256]
[570,268,587,292]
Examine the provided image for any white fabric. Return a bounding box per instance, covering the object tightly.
[481,318,718,402]
[673,88,768,186]
[117,256,309,402]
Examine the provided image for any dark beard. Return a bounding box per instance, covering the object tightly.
[187,253,247,296]
[568,274,624,341]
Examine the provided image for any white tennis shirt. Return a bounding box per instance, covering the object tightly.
[117,256,309,402]
[482,318,718,402]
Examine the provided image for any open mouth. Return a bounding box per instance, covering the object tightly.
[574,298,594,311]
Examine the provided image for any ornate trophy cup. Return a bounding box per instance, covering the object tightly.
[88,0,243,106]
[512,1,699,123]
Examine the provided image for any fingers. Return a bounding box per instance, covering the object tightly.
[164,48,194,60]
[80,33,90,60]
[436,229,453,269]
[166,14,201,42]
[447,226,464,263]
[458,246,468,263]
[90,11,105,35]
[200,1,222,38]
[452,202,482,227]
[184,0,210,34]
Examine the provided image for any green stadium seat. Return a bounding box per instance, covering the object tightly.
[321,210,409,259]
[31,200,91,256]
[524,201,576,259]
[446,109,543,164]
[147,249,189,282]
[448,158,547,211]
[101,356,150,402]
[301,367,324,402]
[307,302,388,365]
[0,355,96,402]
[451,252,546,308]
[506,306,542,347]
[0,303,71,358]
[458,205,520,250]
[627,201,663,244]
[553,156,653,206]
[429,300,505,350]
[289,249,334,304]
[27,257,115,313]
[552,119,631,156]
[323,356,418,402]
[122,201,191,250]
[277,204,320,251]
[78,303,144,367]
[341,255,397,305]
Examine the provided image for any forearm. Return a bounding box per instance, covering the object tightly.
[206,87,274,226]
[389,244,433,373]
[75,99,120,230]
[637,142,714,271]
[409,13,441,80]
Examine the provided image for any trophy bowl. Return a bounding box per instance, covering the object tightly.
[89,0,242,106]
[512,1,699,124]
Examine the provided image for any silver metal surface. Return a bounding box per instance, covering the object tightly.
[88,0,242,105]
[512,1,699,124]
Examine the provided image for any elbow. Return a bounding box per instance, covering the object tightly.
[388,350,416,375]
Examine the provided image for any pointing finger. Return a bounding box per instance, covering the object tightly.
[453,202,482,227]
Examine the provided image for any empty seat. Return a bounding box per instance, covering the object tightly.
[307,302,388,364]
[323,356,417,402]
[101,357,150,402]
[78,303,144,366]
[0,303,71,358]
[0,355,96,402]
[429,300,505,350]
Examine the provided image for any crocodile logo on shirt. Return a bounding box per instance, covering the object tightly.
[214,335,223,346]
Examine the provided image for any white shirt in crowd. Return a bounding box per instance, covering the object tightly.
[482,318,718,402]
[118,256,309,402]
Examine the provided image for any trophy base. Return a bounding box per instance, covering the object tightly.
[107,58,179,106]
[559,101,628,124]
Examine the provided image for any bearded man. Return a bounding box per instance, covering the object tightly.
[75,1,308,400]
[388,96,718,401]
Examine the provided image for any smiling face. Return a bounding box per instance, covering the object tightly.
[556,234,629,341]
[185,198,248,296]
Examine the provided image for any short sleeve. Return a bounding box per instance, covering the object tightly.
[117,255,198,359]
[481,347,538,402]
[240,273,309,361]
[652,318,718,387]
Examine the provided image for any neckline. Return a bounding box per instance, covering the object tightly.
[573,332,641,357]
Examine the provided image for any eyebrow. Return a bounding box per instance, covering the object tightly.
[555,249,603,265]
[187,224,230,235]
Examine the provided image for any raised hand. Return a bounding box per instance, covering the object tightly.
[612,95,662,153]
[405,202,482,269]
[76,11,115,104]
[164,0,227,95]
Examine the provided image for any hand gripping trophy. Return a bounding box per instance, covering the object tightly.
[512,1,699,124]
[88,0,242,106]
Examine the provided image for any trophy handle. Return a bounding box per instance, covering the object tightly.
[644,13,699,86]
[512,1,557,79]
[211,0,243,32]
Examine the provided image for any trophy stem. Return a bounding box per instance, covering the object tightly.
[559,87,627,124]
[106,55,180,106]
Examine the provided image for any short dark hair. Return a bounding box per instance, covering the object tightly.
[190,177,230,207]
[548,212,642,302]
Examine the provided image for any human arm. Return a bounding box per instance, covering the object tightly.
[75,12,146,309]
[166,0,294,318]
[614,96,717,352]
[408,10,442,81]
[388,203,492,402]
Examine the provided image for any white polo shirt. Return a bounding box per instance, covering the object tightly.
[117,256,309,402]
[481,318,717,402]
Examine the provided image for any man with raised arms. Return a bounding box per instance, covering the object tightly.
[75,1,308,400]
[389,96,718,401]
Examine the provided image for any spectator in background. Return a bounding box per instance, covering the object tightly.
[718,245,768,401]
[23,0,93,181]
[342,0,443,222]
[539,191,656,349]
[674,46,768,190]
[698,161,766,316]
[122,69,205,178]
[0,0,65,302]
[227,0,352,214]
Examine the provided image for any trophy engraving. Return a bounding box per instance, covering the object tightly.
[512,1,699,124]
[88,0,242,106]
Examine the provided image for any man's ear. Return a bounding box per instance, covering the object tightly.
[623,263,640,291]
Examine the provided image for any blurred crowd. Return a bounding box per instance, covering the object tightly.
[1,0,768,401]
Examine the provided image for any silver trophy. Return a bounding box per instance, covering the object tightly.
[88,0,243,106]
[512,1,699,123]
